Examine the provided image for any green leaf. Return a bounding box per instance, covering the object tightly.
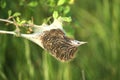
[62,17,72,22]
[63,6,70,15]
[28,1,38,7]
[16,17,20,23]
[53,11,58,19]
[57,0,66,6]
[20,20,26,24]
[13,12,21,17]
[8,10,12,17]
[27,20,32,24]
[0,0,6,8]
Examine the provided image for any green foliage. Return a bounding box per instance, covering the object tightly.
[8,10,12,17]
[61,17,72,22]
[57,0,66,6]
[53,11,58,19]
[28,1,38,7]
[0,0,120,80]
[12,12,21,17]
[0,0,6,8]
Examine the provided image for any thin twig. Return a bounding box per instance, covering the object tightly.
[0,30,15,35]
[0,18,14,24]
[0,18,42,28]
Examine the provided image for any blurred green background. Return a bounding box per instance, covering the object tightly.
[0,0,120,80]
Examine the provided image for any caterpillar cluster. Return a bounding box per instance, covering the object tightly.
[40,29,78,62]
